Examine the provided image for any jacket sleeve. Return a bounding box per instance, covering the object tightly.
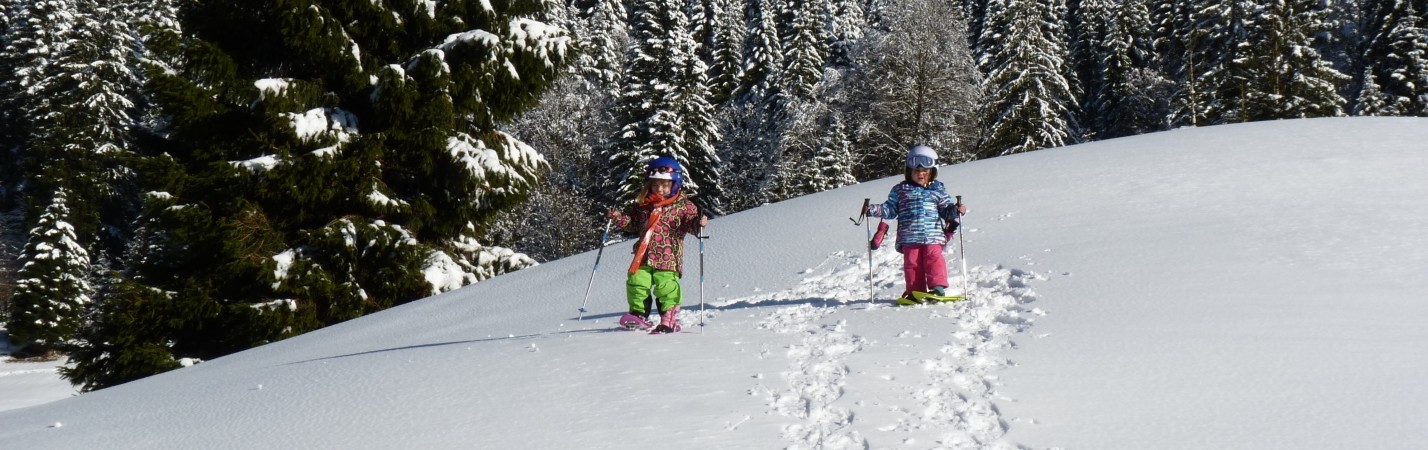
[613,204,639,232]
[677,201,702,236]
[868,185,900,220]
[935,192,960,225]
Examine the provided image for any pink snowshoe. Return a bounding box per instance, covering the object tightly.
[618,313,653,330]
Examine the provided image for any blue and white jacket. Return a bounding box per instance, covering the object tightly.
[868,180,959,249]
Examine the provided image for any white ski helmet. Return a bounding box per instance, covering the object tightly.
[906,145,938,169]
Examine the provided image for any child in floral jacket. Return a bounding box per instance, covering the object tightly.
[864,145,967,304]
[607,155,708,333]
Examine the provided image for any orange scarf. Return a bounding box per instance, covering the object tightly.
[628,193,680,274]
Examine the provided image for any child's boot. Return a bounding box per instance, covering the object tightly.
[650,306,681,334]
[897,292,921,306]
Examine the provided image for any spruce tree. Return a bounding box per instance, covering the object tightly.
[1363,0,1428,115]
[23,0,143,241]
[65,0,569,390]
[1354,66,1392,115]
[707,0,746,103]
[600,0,724,210]
[715,0,787,211]
[1071,0,1115,139]
[1100,0,1164,137]
[739,0,785,101]
[571,0,629,96]
[0,0,63,207]
[1167,0,1239,126]
[677,63,728,215]
[602,0,689,202]
[1074,0,1161,139]
[1237,0,1346,121]
[786,114,857,196]
[0,0,22,206]
[825,0,865,67]
[7,191,91,355]
[779,0,827,100]
[977,0,1078,156]
[1,0,146,356]
[1148,0,1183,73]
[768,75,856,201]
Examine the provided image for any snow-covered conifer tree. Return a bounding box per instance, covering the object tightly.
[1103,0,1164,136]
[0,0,67,203]
[1166,0,1239,126]
[1148,0,1188,81]
[769,69,856,201]
[739,0,785,101]
[1237,0,1348,121]
[0,0,148,359]
[809,117,858,191]
[977,0,1077,156]
[571,0,629,96]
[600,0,723,209]
[706,0,746,102]
[713,0,787,211]
[1071,0,1114,134]
[772,112,856,199]
[65,0,569,390]
[1074,0,1161,139]
[825,0,865,67]
[1354,67,1392,115]
[779,0,828,100]
[1362,0,1428,115]
[23,0,143,230]
[7,191,91,355]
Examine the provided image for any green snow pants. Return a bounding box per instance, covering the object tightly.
[626,266,683,315]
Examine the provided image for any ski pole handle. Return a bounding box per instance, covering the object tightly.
[851,198,870,225]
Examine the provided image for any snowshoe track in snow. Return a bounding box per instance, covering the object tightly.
[729,248,1043,449]
[759,306,866,449]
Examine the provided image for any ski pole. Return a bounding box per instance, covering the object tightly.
[866,218,874,303]
[852,198,874,303]
[697,225,709,333]
[955,195,970,300]
[578,219,614,320]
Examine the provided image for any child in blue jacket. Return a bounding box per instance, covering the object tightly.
[863,145,967,304]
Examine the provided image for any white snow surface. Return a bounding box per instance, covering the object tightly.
[2,117,1427,449]
[0,332,77,413]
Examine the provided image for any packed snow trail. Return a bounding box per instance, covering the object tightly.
[718,244,1043,449]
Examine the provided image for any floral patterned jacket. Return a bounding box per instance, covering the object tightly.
[612,194,702,275]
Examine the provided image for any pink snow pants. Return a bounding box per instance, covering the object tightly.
[901,244,948,295]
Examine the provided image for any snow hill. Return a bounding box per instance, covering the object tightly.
[2,117,1426,449]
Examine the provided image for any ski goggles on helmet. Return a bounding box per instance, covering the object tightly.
[909,155,937,169]
[646,165,678,180]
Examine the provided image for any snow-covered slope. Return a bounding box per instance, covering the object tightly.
[2,117,1426,449]
[0,340,74,413]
